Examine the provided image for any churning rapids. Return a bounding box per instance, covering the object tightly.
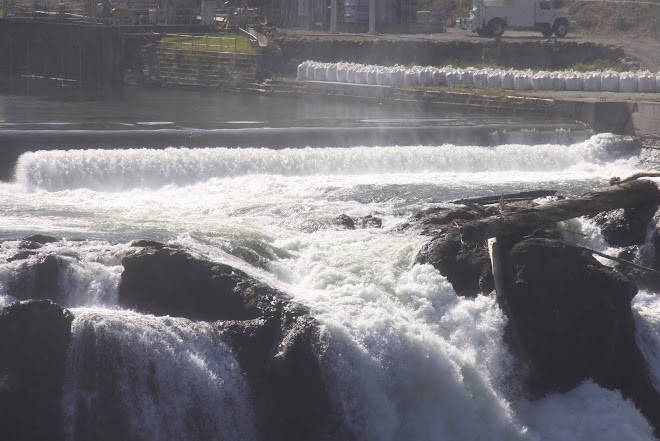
[1,85,660,441]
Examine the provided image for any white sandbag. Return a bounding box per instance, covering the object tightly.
[638,71,655,93]
[460,68,474,85]
[445,68,460,86]
[532,72,553,91]
[564,72,583,91]
[582,71,602,92]
[326,64,338,82]
[346,65,357,83]
[551,72,566,91]
[376,68,390,85]
[367,68,379,85]
[404,70,419,86]
[619,72,638,93]
[336,64,349,83]
[500,71,515,90]
[391,67,405,85]
[473,69,489,86]
[513,71,533,90]
[600,71,619,92]
[354,67,367,84]
[432,69,446,86]
[297,62,309,80]
[486,70,501,88]
[418,67,433,86]
[313,64,327,81]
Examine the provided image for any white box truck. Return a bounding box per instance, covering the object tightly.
[467,0,571,38]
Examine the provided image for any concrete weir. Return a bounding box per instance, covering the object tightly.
[269,79,660,136]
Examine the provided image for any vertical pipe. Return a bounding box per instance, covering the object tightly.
[330,0,336,33]
[307,0,312,29]
[369,0,375,33]
[9,38,13,80]
[26,39,30,94]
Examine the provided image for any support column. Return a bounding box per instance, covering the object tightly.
[330,0,336,33]
[368,0,375,34]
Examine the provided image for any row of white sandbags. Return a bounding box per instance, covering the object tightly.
[297,61,660,93]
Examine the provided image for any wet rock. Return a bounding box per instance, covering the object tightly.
[500,238,660,433]
[7,250,38,262]
[222,313,336,441]
[18,234,59,250]
[0,299,74,441]
[416,231,494,297]
[119,246,278,320]
[615,231,660,292]
[119,243,340,441]
[592,205,657,247]
[9,254,64,303]
[356,214,382,229]
[129,238,167,249]
[335,214,355,230]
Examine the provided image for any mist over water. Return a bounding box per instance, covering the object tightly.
[1,84,659,440]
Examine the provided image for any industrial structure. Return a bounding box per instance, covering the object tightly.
[0,0,445,32]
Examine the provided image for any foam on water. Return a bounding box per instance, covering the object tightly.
[12,133,638,192]
[0,131,658,440]
[63,307,256,441]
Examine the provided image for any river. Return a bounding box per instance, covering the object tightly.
[1,77,659,441]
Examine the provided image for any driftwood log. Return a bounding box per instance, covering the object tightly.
[460,179,660,242]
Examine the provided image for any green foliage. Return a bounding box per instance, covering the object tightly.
[160,34,254,54]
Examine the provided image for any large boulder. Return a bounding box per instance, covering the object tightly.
[119,246,273,320]
[9,254,64,303]
[0,299,74,441]
[501,238,660,433]
[592,205,657,247]
[118,244,340,441]
[417,231,494,297]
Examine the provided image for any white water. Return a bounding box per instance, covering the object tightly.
[1,132,659,440]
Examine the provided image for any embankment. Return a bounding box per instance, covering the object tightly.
[262,36,626,78]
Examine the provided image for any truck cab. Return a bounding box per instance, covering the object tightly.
[469,0,571,38]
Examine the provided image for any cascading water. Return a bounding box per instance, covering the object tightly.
[62,308,256,441]
[1,85,659,441]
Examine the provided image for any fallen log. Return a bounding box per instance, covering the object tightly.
[460,180,660,242]
[452,190,557,206]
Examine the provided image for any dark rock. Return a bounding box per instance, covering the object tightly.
[119,247,272,320]
[129,239,167,249]
[501,238,660,433]
[18,234,59,250]
[222,314,337,441]
[7,250,37,262]
[416,231,494,296]
[0,299,74,441]
[9,254,64,302]
[118,245,340,441]
[335,214,355,230]
[593,205,657,247]
[356,215,382,229]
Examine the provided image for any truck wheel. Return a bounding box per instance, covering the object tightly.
[553,20,568,38]
[488,19,506,38]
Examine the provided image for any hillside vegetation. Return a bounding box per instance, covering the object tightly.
[562,0,660,38]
